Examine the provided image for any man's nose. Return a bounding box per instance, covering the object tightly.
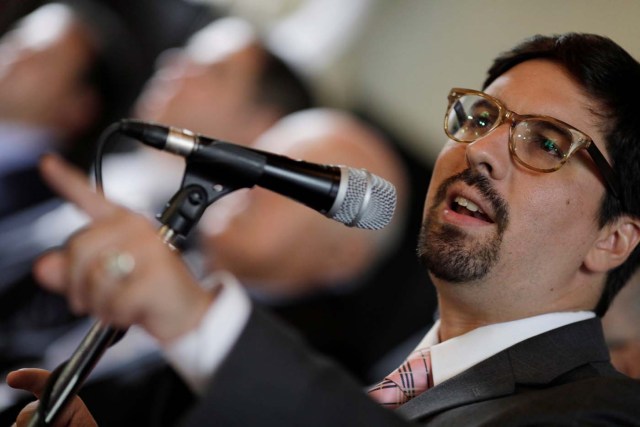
[464,124,511,180]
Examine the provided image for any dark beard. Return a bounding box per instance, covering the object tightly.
[417,169,509,283]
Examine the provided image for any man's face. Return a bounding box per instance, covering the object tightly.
[602,272,640,379]
[133,22,265,145]
[419,59,610,296]
[0,4,95,128]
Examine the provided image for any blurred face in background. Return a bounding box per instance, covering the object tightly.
[602,271,640,379]
[0,3,99,139]
[198,109,407,298]
[133,18,273,146]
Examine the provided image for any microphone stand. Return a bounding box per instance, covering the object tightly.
[28,170,241,426]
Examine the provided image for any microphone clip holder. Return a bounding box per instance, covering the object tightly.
[158,162,244,240]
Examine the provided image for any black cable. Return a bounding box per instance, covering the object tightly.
[93,120,122,196]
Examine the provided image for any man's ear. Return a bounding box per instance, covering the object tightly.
[585,216,640,272]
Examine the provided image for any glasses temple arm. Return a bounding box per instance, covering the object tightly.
[586,143,621,199]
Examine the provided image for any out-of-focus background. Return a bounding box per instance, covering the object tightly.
[1,1,640,424]
[4,0,640,166]
[195,0,640,164]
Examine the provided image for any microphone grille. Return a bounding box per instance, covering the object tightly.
[330,168,397,230]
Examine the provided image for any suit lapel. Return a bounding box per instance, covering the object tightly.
[507,318,609,385]
[396,350,515,420]
[396,318,609,421]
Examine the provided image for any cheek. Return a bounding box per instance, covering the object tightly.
[423,143,467,215]
[506,178,601,259]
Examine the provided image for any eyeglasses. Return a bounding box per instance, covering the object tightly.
[444,88,621,199]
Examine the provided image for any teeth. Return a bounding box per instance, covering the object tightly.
[454,196,482,213]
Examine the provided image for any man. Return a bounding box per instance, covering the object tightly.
[100,16,313,222]
[199,107,407,296]
[0,0,141,378]
[133,16,312,146]
[196,108,431,382]
[603,269,640,379]
[0,1,108,218]
[8,32,640,425]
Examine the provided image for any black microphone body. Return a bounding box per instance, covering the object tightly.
[119,119,396,230]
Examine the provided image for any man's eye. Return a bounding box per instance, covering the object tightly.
[537,137,564,159]
[470,111,494,129]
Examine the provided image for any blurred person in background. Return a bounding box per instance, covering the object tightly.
[0,0,142,377]
[0,0,212,416]
[133,16,311,146]
[100,16,314,214]
[201,108,405,298]
[0,2,136,217]
[603,269,640,379]
[196,107,433,383]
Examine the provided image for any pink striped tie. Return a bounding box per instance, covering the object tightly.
[367,349,433,409]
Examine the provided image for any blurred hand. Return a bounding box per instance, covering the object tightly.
[34,154,215,343]
[7,369,97,427]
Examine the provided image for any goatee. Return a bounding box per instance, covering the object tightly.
[417,169,509,283]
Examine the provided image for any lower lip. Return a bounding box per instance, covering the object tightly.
[442,207,494,227]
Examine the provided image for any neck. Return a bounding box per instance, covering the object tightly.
[434,272,602,342]
[436,289,498,341]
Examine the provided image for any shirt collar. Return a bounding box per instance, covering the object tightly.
[416,311,595,386]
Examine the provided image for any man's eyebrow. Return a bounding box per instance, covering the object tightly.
[470,99,495,111]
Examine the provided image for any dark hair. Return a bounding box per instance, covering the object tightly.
[253,49,315,116]
[51,0,145,169]
[65,0,145,118]
[483,33,640,316]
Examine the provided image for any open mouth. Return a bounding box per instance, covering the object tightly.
[450,195,493,223]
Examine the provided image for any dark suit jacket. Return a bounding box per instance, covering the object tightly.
[179,310,640,426]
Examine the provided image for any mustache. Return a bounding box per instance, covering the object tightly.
[432,168,509,233]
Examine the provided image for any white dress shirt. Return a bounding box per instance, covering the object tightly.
[416,311,595,386]
[163,271,252,394]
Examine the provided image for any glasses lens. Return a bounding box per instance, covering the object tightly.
[446,94,500,142]
[511,119,573,171]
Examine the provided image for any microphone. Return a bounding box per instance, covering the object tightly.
[118,119,397,230]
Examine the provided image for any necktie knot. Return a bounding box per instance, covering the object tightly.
[367,349,433,409]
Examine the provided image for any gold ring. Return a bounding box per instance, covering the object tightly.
[103,251,136,281]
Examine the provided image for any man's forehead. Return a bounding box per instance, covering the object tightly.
[4,3,77,52]
[484,60,603,138]
[185,18,257,65]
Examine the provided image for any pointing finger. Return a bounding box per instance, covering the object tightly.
[6,369,51,398]
[39,154,117,221]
